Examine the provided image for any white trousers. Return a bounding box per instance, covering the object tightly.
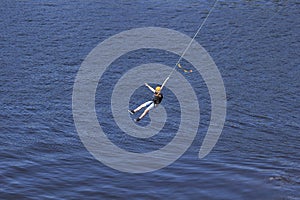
[136,101,156,112]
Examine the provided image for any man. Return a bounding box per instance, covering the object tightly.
[129,83,163,122]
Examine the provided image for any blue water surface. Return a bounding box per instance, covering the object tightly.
[0,0,299,199]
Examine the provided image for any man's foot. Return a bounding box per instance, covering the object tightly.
[128,110,135,115]
[134,118,141,122]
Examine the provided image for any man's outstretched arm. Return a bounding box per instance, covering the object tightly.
[145,83,155,93]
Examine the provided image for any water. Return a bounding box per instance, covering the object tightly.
[1,0,299,199]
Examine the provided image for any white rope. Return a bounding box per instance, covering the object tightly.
[161,0,219,90]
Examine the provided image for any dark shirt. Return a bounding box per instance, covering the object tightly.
[153,93,163,104]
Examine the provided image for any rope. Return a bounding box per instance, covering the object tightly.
[161,0,219,90]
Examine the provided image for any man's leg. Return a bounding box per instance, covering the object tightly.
[131,101,152,113]
[136,102,155,121]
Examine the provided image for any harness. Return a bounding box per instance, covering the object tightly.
[152,93,163,105]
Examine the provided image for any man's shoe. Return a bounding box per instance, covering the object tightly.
[135,118,141,122]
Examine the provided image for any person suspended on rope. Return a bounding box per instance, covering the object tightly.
[128,83,163,122]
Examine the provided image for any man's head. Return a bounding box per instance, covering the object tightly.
[155,86,161,93]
